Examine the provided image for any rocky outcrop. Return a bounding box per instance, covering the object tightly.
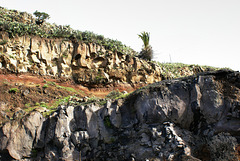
[0,31,163,86]
[0,70,239,160]
[0,32,215,88]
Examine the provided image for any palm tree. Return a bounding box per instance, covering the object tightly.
[138,32,153,61]
[138,32,150,49]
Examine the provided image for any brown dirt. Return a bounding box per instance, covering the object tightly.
[0,70,139,124]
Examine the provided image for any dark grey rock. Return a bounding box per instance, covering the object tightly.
[0,70,239,160]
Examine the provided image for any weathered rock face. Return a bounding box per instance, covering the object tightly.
[0,111,45,160]
[0,31,163,86]
[0,70,239,160]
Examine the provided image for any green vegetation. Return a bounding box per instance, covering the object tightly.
[22,96,74,117]
[33,10,50,25]
[0,7,134,54]
[42,84,48,88]
[50,96,70,109]
[79,90,131,106]
[156,62,222,79]
[104,116,113,128]
[138,32,153,61]
[56,84,81,93]
[24,106,36,113]
[40,102,47,108]
[35,102,40,106]
[47,81,56,86]
[41,96,71,117]
[25,103,31,108]
[9,88,18,93]
[106,90,127,100]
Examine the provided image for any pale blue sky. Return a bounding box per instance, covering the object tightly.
[1,0,240,71]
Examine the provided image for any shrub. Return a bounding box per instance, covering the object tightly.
[33,10,50,25]
[42,84,48,88]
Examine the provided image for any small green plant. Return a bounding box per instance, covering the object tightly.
[42,109,55,117]
[25,103,31,108]
[24,106,36,113]
[42,84,48,88]
[105,90,130,100]
[88,96,98,102]
[106,90,122,100]
[104,116,113,128]
[41,96,71,117]
[56,85,77,93]
[36,84,40,87]
[98,100,107,106]
[115,92,130,100]
[9,88,18,93]
[35,102,40,106]
[39,102,49,109]
[47,81,56,86]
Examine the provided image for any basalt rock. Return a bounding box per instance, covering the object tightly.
[0,70,239,160]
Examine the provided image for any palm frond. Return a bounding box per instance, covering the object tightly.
[138,31,150,49]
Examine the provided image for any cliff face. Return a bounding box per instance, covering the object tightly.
[0,31,216,88]
[0,31,163,87]
[0,70,239,160]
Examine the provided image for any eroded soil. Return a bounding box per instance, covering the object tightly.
[0,70,137,125]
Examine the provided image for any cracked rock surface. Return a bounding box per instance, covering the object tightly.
[0,70,239,160]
